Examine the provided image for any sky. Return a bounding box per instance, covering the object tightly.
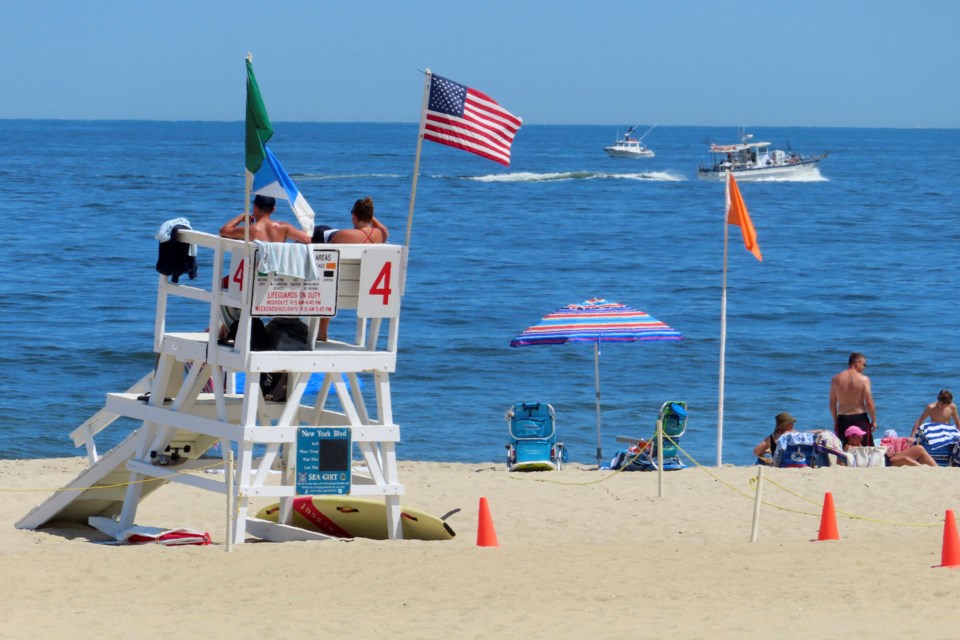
[3,0,957,128]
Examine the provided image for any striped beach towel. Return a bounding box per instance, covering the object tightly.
[916,423,960,466]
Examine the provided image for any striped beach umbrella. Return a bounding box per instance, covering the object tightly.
[510,298,682,467]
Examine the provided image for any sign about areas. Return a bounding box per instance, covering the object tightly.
[250,248,340,317]
[296,427,352,496]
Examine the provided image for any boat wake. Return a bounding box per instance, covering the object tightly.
[747,169,829,183]
[464,171,685,183]
[294,172,405,181]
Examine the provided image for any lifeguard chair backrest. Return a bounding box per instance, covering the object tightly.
[659,401,688,437]
[223,244,403,318]
[508,402,556,441]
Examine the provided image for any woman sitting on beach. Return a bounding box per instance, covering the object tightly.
[753,412,797,465]
[845,426,936,467]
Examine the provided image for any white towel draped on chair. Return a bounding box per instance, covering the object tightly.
[253,241,320,280]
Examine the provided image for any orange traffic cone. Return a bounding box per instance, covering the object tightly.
[477,497,499,547]
[938,510,960,568]
[817,492,840,541]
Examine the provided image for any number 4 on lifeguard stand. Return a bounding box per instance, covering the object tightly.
[358,248,402,318]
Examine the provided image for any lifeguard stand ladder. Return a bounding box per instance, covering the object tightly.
[17,230,406,544]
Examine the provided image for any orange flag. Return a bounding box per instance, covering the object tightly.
[726,173,762,261]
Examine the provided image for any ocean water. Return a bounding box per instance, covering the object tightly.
[1,121,958,466]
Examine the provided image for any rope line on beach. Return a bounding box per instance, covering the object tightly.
[0,460,226,493]
[667,436,941,528]
[667,438,821,516]
[507,440,656,486]
[757,475,940,528]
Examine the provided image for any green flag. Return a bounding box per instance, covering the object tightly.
[245,57,273,174]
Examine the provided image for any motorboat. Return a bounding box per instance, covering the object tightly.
[697,132,827,181]
[604,125,655,158]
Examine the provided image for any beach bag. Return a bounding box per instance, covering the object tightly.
[845,446,888,468]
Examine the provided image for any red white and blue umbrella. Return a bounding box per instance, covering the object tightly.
[510,298,682,467]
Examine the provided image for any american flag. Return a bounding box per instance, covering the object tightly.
[423,74,522,166]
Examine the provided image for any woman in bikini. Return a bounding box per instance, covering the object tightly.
[312,197,389,244]
[312,197,389,341]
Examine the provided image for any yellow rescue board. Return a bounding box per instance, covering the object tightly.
[255,496,455,541]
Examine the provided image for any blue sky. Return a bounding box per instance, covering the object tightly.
[4,0,956,127]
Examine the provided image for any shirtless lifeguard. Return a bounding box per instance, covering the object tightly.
[911,389,960,439]
[830,352,877,446]
[219,194,311,244]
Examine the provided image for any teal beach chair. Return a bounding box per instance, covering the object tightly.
[609,401,688,471]
[504,402,566,471]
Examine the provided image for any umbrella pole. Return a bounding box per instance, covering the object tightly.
[594,341,602,468]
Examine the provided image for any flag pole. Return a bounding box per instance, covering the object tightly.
[717,173,731,467]
[399,68,431,295]
[243,53,254,307]
[405,68,431,251]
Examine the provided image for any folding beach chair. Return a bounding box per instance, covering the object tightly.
[773,432,818,468]
[609,401,688,471]
[915,423,960,467]
[504,402,566,471]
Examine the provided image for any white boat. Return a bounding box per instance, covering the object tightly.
[697,133,827,181]
[604,125,655,158]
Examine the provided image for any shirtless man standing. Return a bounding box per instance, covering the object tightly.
[830,352,877,446]
[219,195,311,243]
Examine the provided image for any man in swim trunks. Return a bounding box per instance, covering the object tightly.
[830,352,877,446]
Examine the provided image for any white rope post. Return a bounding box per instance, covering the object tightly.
[226,450,235,553]
[656,417,664,498]
[750,464,765,542]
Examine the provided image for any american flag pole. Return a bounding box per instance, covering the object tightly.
[400,69,432,293]
[404,68,432,251]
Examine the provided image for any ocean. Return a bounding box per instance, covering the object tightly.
[2,121,958,466]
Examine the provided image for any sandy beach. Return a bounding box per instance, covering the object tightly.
[3,457,960,639]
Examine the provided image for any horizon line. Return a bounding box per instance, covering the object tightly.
[0,118,954,131]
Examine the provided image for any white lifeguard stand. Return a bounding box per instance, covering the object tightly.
[17,230,406,543]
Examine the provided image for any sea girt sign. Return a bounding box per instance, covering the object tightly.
[296,427,352,495]
[250,248,339,317]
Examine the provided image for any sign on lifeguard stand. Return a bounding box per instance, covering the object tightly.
[358,246,402,318]
[296,427,352,495]
[251,248,340,317]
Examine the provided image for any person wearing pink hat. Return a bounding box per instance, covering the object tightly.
[830,352,877,447]
[845,425,935,466]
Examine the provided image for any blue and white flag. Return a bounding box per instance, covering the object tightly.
[252,145,316,235]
